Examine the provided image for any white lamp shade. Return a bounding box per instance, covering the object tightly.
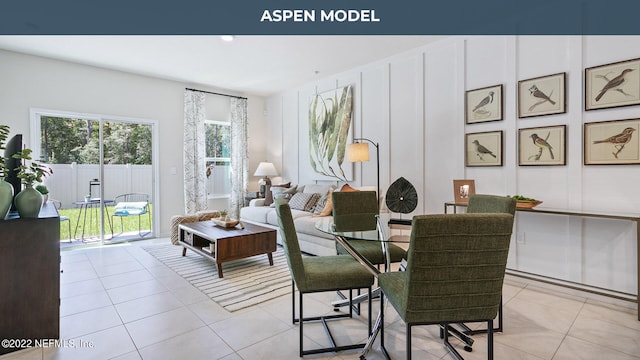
[254,162,278,177]
[347,143,370,162]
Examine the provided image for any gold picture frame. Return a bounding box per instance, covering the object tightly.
[518,72,566,118]
[465,84,503,124]
[585,58,640,111]
[453,179,475,203]
[465,131,503,167]
[584,118,640,165]
[518,125,566,166]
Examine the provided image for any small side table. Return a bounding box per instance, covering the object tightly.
[72,199,114,241]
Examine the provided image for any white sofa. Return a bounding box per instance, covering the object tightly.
[240,184,337,256]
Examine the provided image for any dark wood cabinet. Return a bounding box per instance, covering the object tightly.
[0,203,60,355]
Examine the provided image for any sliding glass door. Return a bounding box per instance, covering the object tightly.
[32,109,157,244]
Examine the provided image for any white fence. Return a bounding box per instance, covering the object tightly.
[43,163,153,209]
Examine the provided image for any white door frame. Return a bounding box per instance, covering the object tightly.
[30,108,160,242]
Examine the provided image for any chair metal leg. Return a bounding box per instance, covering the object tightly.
[444,319,496,360]
[146,210,151,235]
[488,319,494,360]
[379,291,385,349]
[443,323,465,360]
[335,289,363,315]
[299,290,304,357]
[368,287,372,335]
[291,281,296,324]
[138,213,152,237]
[111,215,125,238]
[295,286,370,357]
[111,216,152,238]
[460,296,503,335]
[406,323,412,360]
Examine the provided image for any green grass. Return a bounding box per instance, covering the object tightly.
[58,204,152,241]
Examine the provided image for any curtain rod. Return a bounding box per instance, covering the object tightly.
[185,87,247,100]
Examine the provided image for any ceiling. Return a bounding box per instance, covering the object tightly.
[0,35,445,97]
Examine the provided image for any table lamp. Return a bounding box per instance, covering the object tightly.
[347,138,380,207]
[254,162,278,197]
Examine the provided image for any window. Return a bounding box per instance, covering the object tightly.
[205,119,231,198]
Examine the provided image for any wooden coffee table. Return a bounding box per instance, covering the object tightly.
[178,221,277,278]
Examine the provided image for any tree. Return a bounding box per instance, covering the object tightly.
[40,116,152,165]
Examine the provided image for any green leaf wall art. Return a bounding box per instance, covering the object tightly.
[308,85,353,181]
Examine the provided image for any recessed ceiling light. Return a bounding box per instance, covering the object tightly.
[220,35,235,42]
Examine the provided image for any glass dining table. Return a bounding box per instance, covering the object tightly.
[315,216,407,360]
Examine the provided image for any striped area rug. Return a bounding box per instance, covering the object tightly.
[142,244,291,312]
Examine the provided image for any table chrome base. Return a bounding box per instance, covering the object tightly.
[332,287,381,308]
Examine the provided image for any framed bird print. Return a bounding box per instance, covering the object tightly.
[585,58,640,111]
[465,131,503,167]
[518,72,566,118]
[518,125,566,166]
[465,84,503,124]
[584,118,640,165]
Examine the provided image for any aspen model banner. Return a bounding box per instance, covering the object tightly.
[1,0,640,35]
[260,9,380,23]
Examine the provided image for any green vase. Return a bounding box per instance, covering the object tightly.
[0,178,13,220]
[14,185,43,218]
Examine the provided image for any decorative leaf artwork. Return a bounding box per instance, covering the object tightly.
[385,177,418,214]
[308,85,353,181]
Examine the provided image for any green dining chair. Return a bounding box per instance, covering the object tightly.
[275,200,374,357]
[464,194,516,336]
[332,190,406,268]
[378,213,515,360]
[467,194,517,215]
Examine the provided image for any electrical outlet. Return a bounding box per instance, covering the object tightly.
[517,232,525,245]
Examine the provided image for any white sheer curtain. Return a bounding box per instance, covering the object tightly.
[183,90,208,213]
[229,97,248,218]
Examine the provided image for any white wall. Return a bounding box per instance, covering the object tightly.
[267,35,640,296]
[0,49,267,237]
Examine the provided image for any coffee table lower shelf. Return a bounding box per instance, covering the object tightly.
[178,221,277,278]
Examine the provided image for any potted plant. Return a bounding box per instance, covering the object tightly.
[36,184,49,204]
[12,148,53,218]
[0,124,12,219]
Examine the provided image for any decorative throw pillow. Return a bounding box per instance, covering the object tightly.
[314,188,334,216]
[304,193,322,212]
[264,182,292,206]
[269,186,297,207]
[340,183,359,192]
[288,192,315,211]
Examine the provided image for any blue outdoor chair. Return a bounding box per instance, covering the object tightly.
[112,193,151,237]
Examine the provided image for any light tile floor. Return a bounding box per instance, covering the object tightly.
[2,238,639,360]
